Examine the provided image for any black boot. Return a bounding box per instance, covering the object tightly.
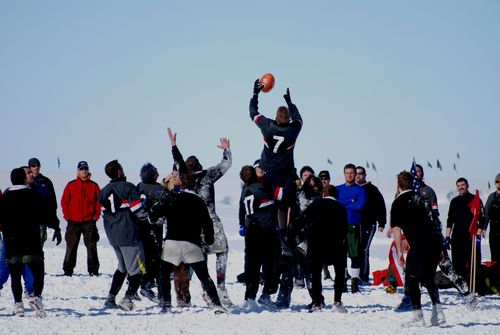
[351,278,360,293]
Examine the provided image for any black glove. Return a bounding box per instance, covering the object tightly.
[52,229,62,246]
[283,87,292,105]
[253,79,263,95]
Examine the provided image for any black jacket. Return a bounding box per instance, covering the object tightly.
[299,196,348,264]
[447,192,485,238]
[239,182,277,230]
[360,182,387,229]
[149,190,214,246]
[0,186,48,261]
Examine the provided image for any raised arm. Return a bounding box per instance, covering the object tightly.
[284,88,302,125]
[167,127,187,173]
[249,79,262,121]
[203,138,232,184]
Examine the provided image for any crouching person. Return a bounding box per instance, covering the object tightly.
[0,168,49,317]
[149,172,226,314]
[100,160,147,311]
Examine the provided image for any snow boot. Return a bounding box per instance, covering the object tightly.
[159,299,172,313]
[13,302,24,317]
[430,303,446,326]
[28,296,46,318]
[404,309,426,327]
[332,301,348,314]
[104,294,118,308]
[276,290,291,309]
[308,304,323,313]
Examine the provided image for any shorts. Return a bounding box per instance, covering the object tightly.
[345,225,360,258]
[113,243,146,276]
[161,240,205,266]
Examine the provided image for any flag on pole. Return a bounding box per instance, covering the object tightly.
[436,159,442,171]
[57,157,61,169]
[427,161,432,168]
[371,162,377,172]
[327,158,333,165]
[410,159,420,193]
[468,189,481,237]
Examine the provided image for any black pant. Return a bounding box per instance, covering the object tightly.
[9,261,44,302]
[407,273,440,310]
[158,260,221,307]
[63,221,99,274]
[140,225,162,288]
[244,225,280,300]
[359,223,376,282]
[307,249,346,305]
[490,230,499,263]
[451,235,481,283]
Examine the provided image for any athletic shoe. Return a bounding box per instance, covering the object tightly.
[403,309,426,327]
[159,300,172,313]
[332,301,348,314]
[430,303,446,326]
[257,293,277,309]
[28,296,46,318]
[104,294,118,308]
[242,299,259,312]
[131,292,141,301]
[176,299,191,308]
[308,304,323,313]
[13,302,24,317]
[140,288,159,303]
[464,293,479,311]
[202,291,214,308]
[394,295,413,312]
[217,287,233,308]
[212,305,228,315]
[276,291,291,309]
[118,295,134,311]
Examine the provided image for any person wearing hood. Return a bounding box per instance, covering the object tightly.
[61,161,101,277]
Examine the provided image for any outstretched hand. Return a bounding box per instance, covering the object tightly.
[283,87,292,104]
[167,127,177,146]
[253,79,263,95]
[217,137,230,150]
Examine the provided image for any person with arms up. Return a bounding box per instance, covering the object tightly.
[61,161,101,277]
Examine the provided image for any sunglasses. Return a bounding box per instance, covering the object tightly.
[78,167,89,171]
[496,180,500,184]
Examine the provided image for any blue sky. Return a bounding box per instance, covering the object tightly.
[1,0,499,188]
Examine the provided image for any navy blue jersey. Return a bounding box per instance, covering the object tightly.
[249,96,302,174]
[239,182,277,230]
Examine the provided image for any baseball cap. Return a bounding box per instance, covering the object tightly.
[28,157,41,167]
[319,170,330,179]
[77,161,89,170]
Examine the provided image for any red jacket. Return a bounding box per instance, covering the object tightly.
[61,175,101,222]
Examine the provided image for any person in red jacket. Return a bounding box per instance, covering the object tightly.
[61,161,101,276]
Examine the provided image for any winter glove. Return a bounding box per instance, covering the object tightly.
[239,225,246,237]
[283,87,292,105]
[278,229,294,257]
[253,79,262,95]
[52,229,62,246]
[476,235,481,247]
[444,236,451,250]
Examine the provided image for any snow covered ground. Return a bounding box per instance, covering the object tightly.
[0,178,499,335]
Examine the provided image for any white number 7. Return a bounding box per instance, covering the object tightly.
[273,135,284,153]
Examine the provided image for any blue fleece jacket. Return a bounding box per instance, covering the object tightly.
[336,183,367,225]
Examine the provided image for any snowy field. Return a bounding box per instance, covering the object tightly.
[0,177,499,335]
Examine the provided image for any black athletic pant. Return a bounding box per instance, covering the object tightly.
[244,225,280,300]
[406,273,440,310]
[63,220,99,274]
[9,261,44,302]
[359,223,377,282]
[158,260,221,307]
[140,225,162,289]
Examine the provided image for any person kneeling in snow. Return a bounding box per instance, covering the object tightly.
[149,172,226,313]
